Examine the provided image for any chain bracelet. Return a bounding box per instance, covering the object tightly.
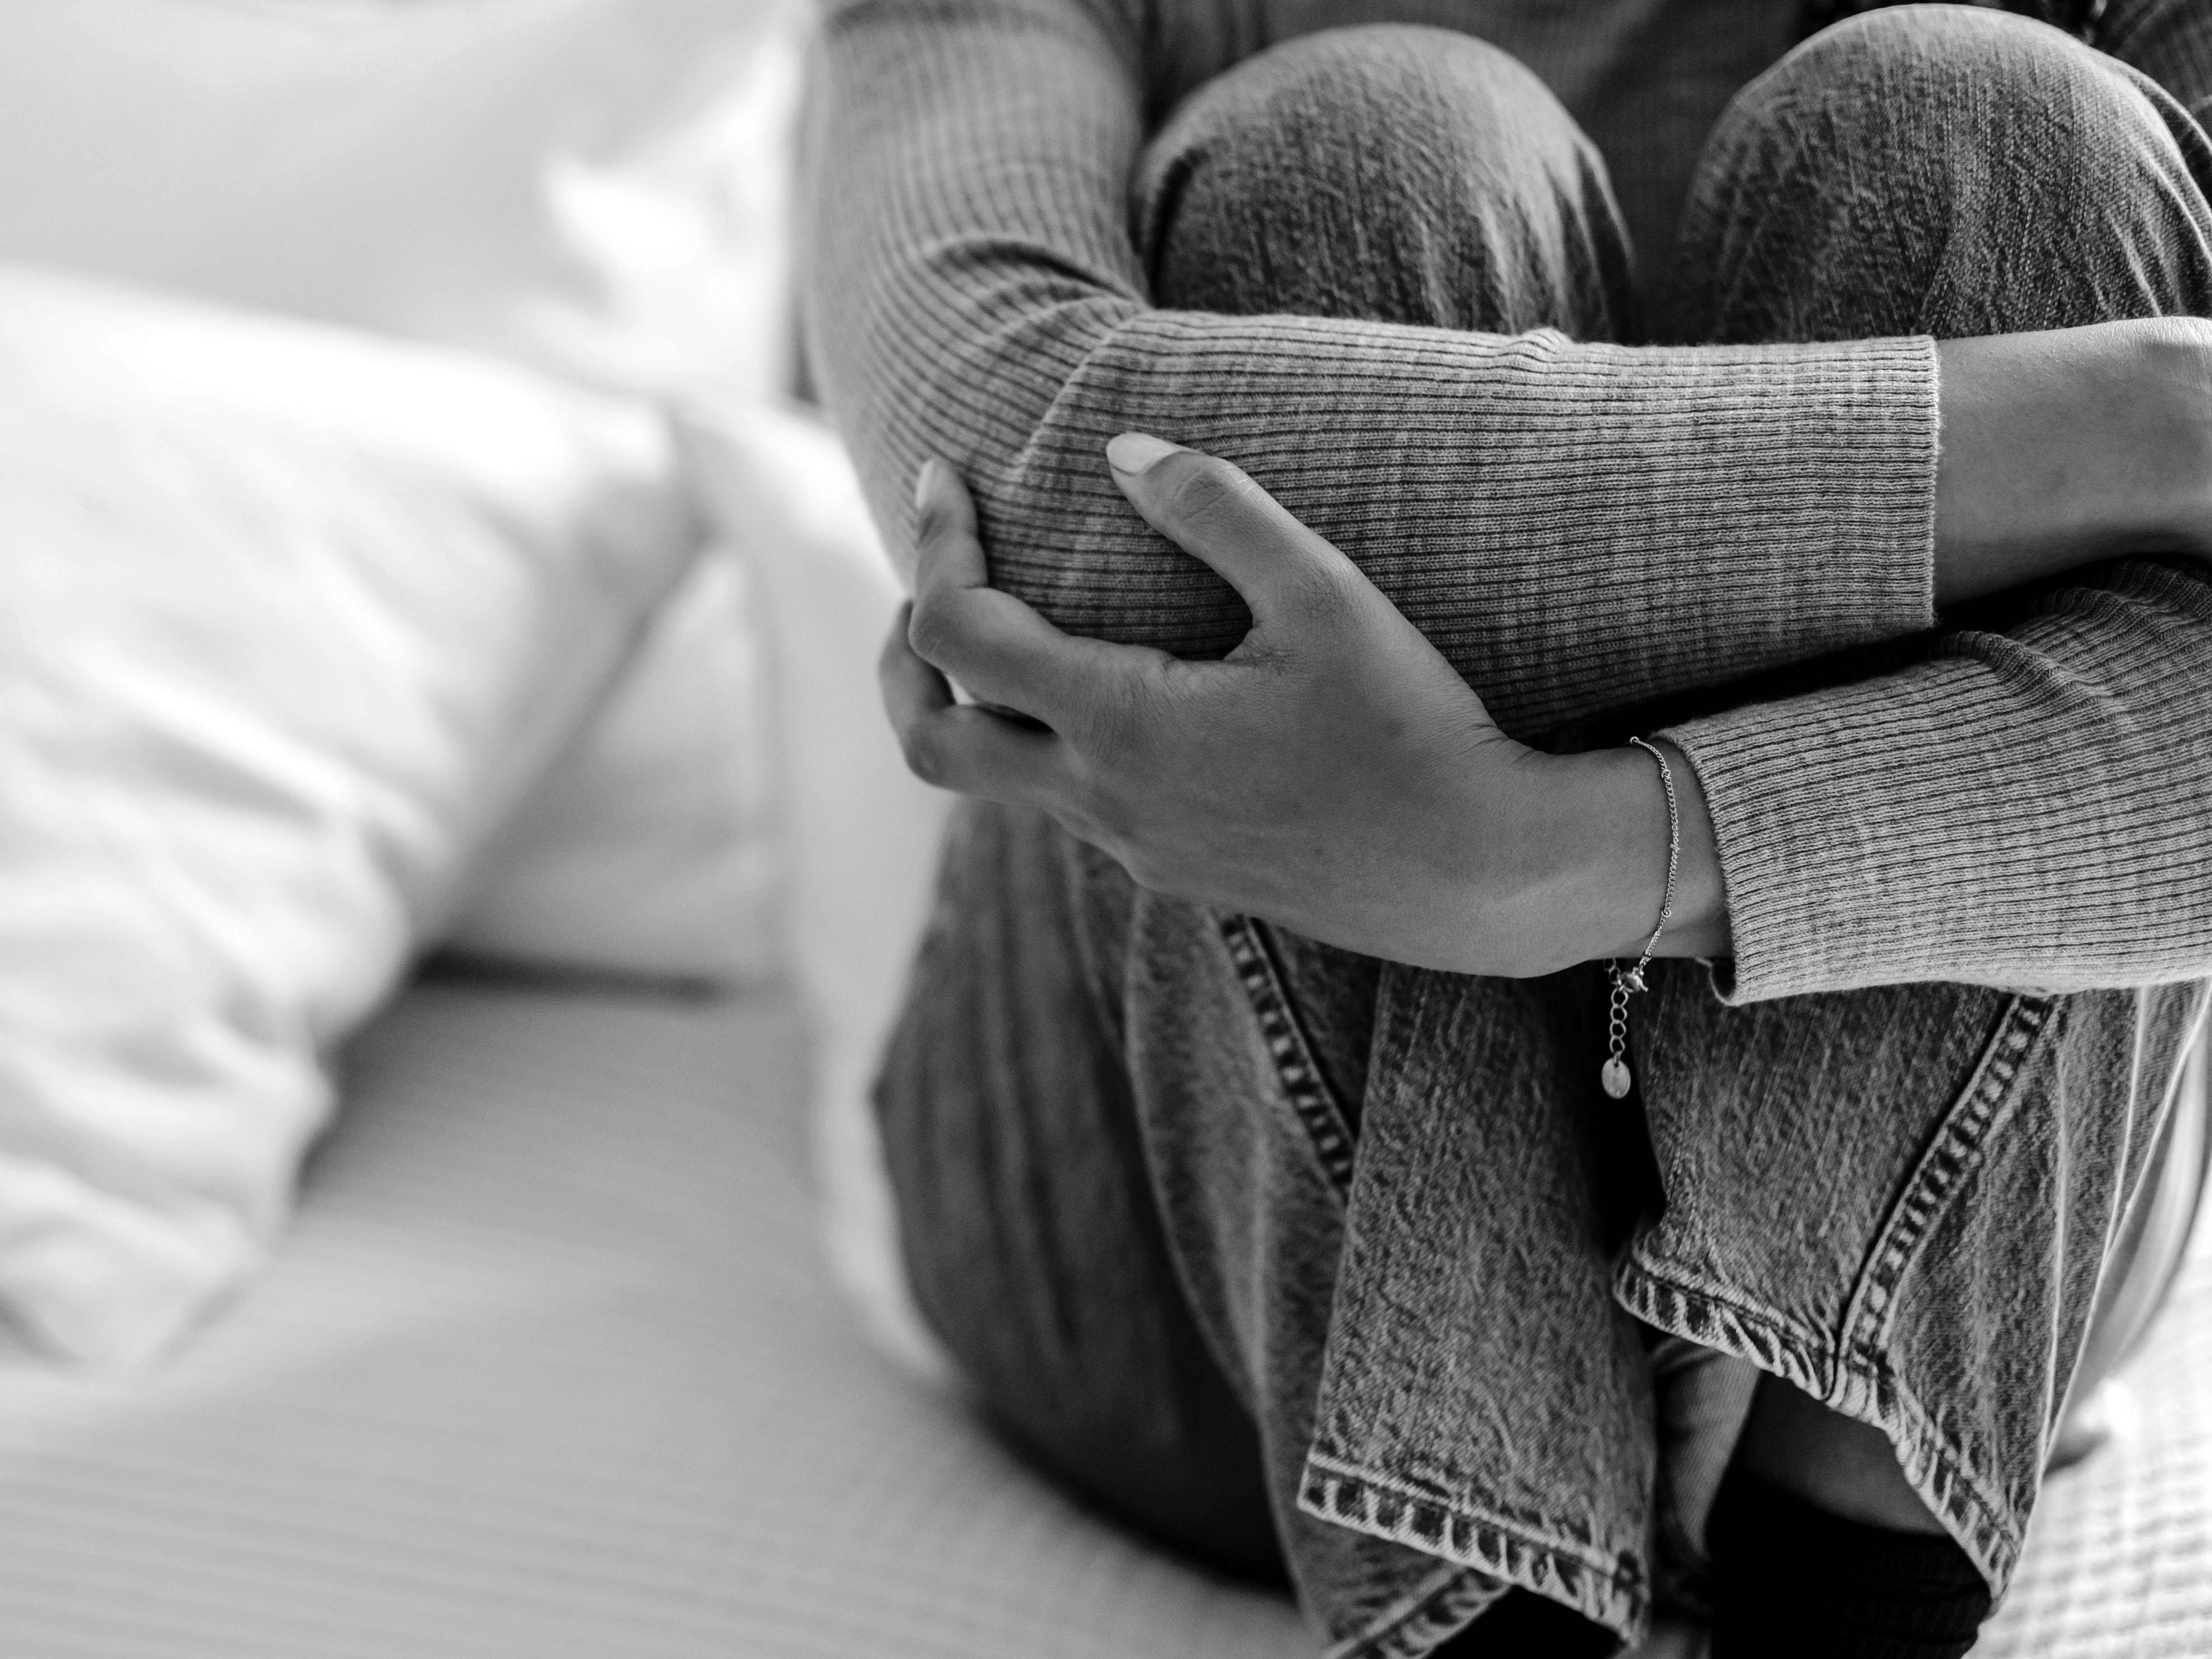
[1601,737,1680,1101]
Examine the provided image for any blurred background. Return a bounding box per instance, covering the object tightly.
[0,5,2203,1658]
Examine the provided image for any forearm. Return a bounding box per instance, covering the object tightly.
[1928,0,2212,600]
[813,0,2212,748]
[1599,5,2212,988]
[1934,320,2212,606]
[807,0,1945,738]
[1652,558,2212,999]
[972,322,1953,739]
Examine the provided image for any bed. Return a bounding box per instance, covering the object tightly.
[0,4,2207,1654]
[0,973,2200,1657]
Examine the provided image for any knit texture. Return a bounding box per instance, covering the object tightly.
[804,0,2212,1000]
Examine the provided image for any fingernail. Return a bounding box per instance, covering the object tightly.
[913,458,941,512]
[1106,432,1181,475]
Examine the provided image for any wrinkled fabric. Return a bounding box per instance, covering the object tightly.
[878,11,2212,1656]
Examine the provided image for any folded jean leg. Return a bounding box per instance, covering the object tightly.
[879,11,2212,1657]
[886,26,1649,1655]
[1622,0,2212,1604]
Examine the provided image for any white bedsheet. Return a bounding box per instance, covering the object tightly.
[0,977,1304,1659]
[0,974,2203,1657]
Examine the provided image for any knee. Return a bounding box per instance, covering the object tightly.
[1734,6,2191,206]
[1135,25,1627,332]
[1681,5,2212,335]
[1143,25,1576,187]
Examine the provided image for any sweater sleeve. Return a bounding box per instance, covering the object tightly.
[802,0,1940,736]
[1663,560,2212,999]
[1657,4,2212,1002]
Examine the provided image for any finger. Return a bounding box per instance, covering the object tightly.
[909,455,1175,729]
[880,602,1074,805]
[910,455,984,595]
[1103,434,1364,631]
[910,456,1067,712]
[879,600,952,719]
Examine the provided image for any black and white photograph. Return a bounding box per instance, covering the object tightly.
[0,1,2207,1656]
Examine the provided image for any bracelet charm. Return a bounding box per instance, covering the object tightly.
[1601,1052,1633,1100]
[1601,737,1680,1101]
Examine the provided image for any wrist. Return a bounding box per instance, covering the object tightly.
[1547,741,1729,966]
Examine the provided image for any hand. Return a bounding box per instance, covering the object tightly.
[881,435,1729,977]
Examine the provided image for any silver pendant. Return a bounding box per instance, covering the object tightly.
[1601,1055,1632,1099]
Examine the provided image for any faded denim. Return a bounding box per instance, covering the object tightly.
[876,9,2212,1654]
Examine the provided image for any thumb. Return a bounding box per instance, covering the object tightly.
[1105,433,1357,629]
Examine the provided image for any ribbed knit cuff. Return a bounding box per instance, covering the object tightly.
[1660,659,2086,1005]
[1659,670,1978,1005]
[1661,553,2212,1003]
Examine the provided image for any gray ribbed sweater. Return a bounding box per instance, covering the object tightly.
[803,0,2212,1002]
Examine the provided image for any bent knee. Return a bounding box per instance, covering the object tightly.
[1148,25,1575,168]
[1681,3,2212,333]
[1136,25,1626,331]
[1743,5,2190,187]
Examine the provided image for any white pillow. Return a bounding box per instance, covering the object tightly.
[0,262,702,1366]
[678,399,956,1383]
[0,0,803,402]
[445,545,784,986]
[0,0,801,989]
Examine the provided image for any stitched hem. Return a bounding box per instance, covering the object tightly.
[1299,1455,1649,1642]
[1840,995,2057,1353]
[1613,996,2058,1598]
[1321,1561,1509,1659]
[1614,1265,2021,1594]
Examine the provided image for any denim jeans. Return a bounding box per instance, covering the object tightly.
[876,9,2212,1653]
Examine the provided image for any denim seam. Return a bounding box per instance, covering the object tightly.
[1299,1453,1647,1639]
[1609,1252,1837,1373]
[1612,1265,1831,1409]
[1872,1359,2021,1589]
[1824,992,2059,1586]
[1613,1261,2021,1589]
[1218,914,1359,1199]
[1614,996,2061,1595]
[1321,1560,1505,1659]
[1838,994,2058,1354]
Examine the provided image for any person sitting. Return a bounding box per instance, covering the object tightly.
[805,0,2212,1651]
